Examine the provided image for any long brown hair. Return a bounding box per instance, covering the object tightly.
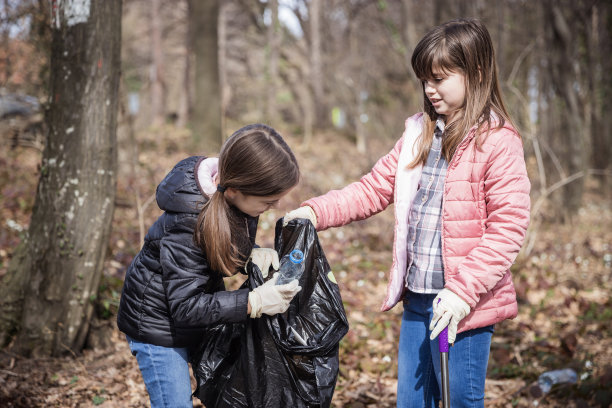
[194,124,300,276]
[409,18,515,167]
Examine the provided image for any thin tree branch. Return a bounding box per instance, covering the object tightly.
[523,169,612,256]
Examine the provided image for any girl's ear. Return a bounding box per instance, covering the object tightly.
[224,187,239,201]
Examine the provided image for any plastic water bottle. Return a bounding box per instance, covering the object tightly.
[537,368,578,394]
[276,249,304,285]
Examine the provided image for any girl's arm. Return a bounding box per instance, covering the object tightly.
[160,216,250,327]
[303,137,403,231]
[445,131,531,307]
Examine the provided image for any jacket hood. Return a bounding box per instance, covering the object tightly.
[156,156,212,214]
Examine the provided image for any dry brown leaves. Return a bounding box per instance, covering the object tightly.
[1,128,611,407]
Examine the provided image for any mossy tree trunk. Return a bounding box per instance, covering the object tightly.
[0,0,122,356]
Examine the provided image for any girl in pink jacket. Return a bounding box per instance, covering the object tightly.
[285,19,530,408]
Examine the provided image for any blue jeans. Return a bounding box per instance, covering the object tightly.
[126,335,193,408]
[397,292,494,408]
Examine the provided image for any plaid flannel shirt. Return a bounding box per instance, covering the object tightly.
[405,119,447,293]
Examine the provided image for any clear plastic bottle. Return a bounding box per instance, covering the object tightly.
[276,249,305,285]
[537,368,578,394]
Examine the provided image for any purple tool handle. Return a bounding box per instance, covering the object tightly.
[436,298,450,353]
[438,327,449,353]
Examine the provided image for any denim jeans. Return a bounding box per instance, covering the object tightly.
[396,292,494,408]
[126,335,193,408]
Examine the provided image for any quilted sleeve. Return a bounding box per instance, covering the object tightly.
[159,216,250,327]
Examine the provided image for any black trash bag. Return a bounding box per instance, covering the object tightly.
[190,218,349,408]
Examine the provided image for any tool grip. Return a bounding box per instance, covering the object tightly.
[436,298,450,352]
[438,326,449,353]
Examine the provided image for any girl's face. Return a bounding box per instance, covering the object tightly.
[225,188,293,217]
[423,69,466,124]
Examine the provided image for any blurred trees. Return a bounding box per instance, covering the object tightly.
[535,0,612,220]
[0,0,122,356]
[3,1,611,214]
[0,0,50,93]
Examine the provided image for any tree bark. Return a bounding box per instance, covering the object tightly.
[177,0,193,129]
[547,3,587,219]
[190,0,222,150]
[309,0,325,126]
[0,0,122,356]
[150,0,166,125]
[266,0,279,124]
[588,2,612,190]
[219,0,229,139]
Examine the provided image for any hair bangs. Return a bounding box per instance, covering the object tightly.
[412,38,457,81]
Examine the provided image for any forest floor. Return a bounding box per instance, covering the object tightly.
[1,124,611,407]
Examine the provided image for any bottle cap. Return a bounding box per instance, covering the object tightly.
[289,249,304,264]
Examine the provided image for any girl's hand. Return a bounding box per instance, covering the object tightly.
[429,289,470,344]
[249,248,279,278]
[248,273,302,318]
[283,206,317,227]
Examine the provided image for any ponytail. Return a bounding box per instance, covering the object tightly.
[194,190,241,277]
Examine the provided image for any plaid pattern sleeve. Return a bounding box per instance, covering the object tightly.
[405,121,447,294]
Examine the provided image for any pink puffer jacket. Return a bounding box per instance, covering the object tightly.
[304,113,531,333]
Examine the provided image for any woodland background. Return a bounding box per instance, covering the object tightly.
[0,0,611,407]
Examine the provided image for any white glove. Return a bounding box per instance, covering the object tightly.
[283,206,317,227]
[248,273,302,318]
[249,248,279,278]
[429,288,471,344]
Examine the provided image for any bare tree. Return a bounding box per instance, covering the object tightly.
[544,2,587,218]
[150,0,166,125]
[586,1,612,191]
[0,0,122,356]
[309,0,325,126]
[190,0,222,150]
[265,0,280,124]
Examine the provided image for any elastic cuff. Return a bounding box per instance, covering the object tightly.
[248,292,262,318]
[306,206,318,226]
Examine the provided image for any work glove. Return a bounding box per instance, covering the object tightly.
[429,288,471,344]
[248,273,302,318]
[283,206,317,227]
[248,247,280,278]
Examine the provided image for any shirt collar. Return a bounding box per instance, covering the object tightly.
[435,118,445,133]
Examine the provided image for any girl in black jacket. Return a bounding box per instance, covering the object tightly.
[117,124,302,407]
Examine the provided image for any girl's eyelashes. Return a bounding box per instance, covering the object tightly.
[421,77,445,85]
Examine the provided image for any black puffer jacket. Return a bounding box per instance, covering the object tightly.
[117,156,257,348]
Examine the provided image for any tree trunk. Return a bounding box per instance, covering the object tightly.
[1,0,12,84]
[0,0,122,356]
[547,3,587,219]
[219,0,229,139]
[266,0,279,124]
[401,0,417,61]
[190,0,222,151]
[177,0,193,129]
[310,0,325,126]
[150,0,166,125]
[589,2,612,190]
